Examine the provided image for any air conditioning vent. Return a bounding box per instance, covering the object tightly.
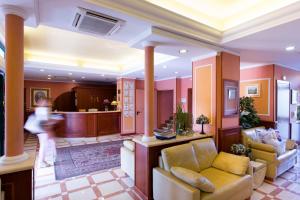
[72,7,125,36]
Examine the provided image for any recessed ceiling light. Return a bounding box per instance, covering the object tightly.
[72,80,76,82]
[163,65,167,69]
[179,49,188,54]
[47,77,51,80]
[68,72,73,75]
[142,71,144,74]
[40,69,44,72]
[285,46,295,51]
[175,71,178,74]
[101,74,105,77]
[81,76,85,79]
[47,74,51,77]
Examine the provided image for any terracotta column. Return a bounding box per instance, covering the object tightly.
[142,42,156,142]
[0,5,28,164]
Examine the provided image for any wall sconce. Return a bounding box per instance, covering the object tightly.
[282,75,287,80]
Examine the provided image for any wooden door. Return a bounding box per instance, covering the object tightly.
[188,88,193,114]
[136,89,144,134]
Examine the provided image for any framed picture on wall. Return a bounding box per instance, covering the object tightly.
[30,88,51,108]
[223,79,239,117]
[246,84,260,97]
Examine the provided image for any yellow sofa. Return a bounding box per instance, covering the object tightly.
[242,127,297,180]
[153,138,253,200]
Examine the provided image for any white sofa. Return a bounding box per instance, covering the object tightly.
[120,140,135,180]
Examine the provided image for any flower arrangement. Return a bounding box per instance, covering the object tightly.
[103,99,110,111]
[175,104,192,135]
[230,143,253,159]
[196,114,210,134]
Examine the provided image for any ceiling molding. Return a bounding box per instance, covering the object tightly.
[222,1,300,43]
[191,52,218,62]
[87,0,222,44]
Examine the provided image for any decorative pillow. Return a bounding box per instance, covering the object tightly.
[246,130,261,143]
[286,139,298,150]
[212,152,250,176]
[171,167,215,193]
[263,138,286,155]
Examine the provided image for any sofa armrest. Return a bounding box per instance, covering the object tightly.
[249,142,276,153]
[153,167,200,200]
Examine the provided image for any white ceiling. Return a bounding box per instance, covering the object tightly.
[1,0,300,83]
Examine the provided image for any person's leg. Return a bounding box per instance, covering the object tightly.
[48,137,57,163]
[37,133,50,167]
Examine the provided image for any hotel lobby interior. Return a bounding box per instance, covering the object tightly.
[1,0,300,200]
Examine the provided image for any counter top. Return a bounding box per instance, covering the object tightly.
[133,133,213,147]
[0,151,36,175]
[52,110,121,114]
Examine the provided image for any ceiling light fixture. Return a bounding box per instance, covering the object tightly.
[40,69,44,72]
[179,49,188,54]
[175,71,178,74]
[72,80,76,82]
[68,72,73,75]
[47,74,51,77]
[285,46,295,51]
[101,74,105,77]
[81,76,85,79]
[163,65,167,69]
[47,77,51,80]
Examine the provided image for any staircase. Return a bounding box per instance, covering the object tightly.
[160,116,174,131]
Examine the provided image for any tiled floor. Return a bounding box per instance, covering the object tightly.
[24,134,300,200]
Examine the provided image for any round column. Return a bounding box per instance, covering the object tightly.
[0,5,28,164]
[142,42,156,142]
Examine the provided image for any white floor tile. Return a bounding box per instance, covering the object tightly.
[68,188,96,200]
[92,172,114,183]
[65,178,90,191]
[276,190,300,200]
[106,192,133,200]
[97,181,123,196]
[35,183,61,199]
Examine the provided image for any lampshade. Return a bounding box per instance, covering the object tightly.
[111,101,118,106]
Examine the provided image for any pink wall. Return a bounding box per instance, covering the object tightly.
[155,79,177,112]
[274,65,300,90]
[220,52,240,129]
[240,65,275,121]
[180,77,192,112]
[157,90,173,127]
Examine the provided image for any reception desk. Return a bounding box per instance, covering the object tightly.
[55,111,121,138]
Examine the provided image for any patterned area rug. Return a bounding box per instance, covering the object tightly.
[54,140,123,180]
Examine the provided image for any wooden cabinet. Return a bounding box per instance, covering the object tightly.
[97,112,121,135]
[55,111,121,137]
[73,86,116,111]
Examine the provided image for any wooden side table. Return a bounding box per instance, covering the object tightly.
[249,159,267,189]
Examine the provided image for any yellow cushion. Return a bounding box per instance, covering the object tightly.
[162,143,200,172]
[200,168,241,189]
[212,152,250,176]
[171,167,215,192]
[190,138,218,171]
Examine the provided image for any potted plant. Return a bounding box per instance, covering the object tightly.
[196,114,209,134]
[230,143,253,160]
[240,96,260,129]
[175,104,192,135]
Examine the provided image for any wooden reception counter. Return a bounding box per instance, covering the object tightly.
[54,111,121,138]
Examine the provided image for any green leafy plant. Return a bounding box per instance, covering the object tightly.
[175,104,192,134]
[240,96,260,129]
[230,143,253,160]
[196,114,210,134]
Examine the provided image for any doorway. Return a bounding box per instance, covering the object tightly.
[276,80,291,139]
[157,90,173,128]
[187,88,193,114]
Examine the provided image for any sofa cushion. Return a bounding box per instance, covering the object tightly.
[241,126,265,147]
[190,138,218,171]
[162,143,200,172]
[212,152,250,176]
[200,168,252,200]
[123,140,135,151]
[171,167,215,192]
